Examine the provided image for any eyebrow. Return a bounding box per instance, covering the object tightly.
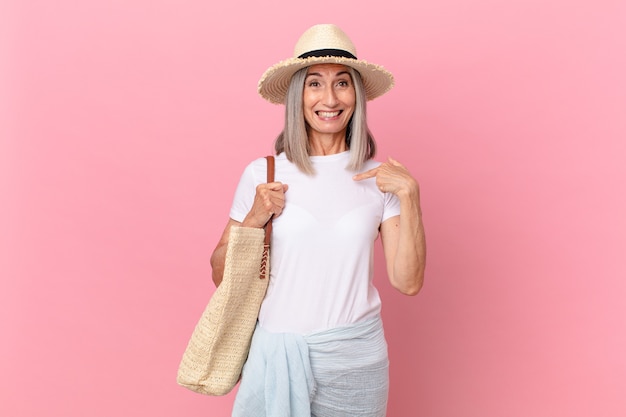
[305,70,351,78]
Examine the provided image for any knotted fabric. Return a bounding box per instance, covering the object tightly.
[232,315,389,417]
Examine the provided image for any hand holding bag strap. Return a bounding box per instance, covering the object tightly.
[260,155,274,279]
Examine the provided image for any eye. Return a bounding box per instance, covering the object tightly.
[337,80,350,87]
[308,80,320,87]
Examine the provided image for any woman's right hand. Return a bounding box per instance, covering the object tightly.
[241,182,289,228]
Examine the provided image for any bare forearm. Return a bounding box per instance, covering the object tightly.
[210,243,227,287]
[384,187,426,296]
[210,219,240,287]
[393,195,426,295]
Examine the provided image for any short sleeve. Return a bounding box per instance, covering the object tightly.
[229,157,268,222]
[382,191,401,222]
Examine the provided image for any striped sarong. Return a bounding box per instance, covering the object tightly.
[232,315,389,417]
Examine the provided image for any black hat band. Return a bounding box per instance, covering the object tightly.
[298,49,357,60]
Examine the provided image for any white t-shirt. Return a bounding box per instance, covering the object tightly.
[229,151,401,334]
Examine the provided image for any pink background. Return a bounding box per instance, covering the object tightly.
[2,0,625,416]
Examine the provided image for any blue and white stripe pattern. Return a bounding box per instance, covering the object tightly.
[232,315,389,417]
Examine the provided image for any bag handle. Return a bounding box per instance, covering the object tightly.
[264,155,275,246]
[259,155,274,279]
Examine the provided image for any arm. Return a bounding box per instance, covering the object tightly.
[380,198,426,295]
[354,157,426,295]
[210,182,288,287]
[210,218,241,287]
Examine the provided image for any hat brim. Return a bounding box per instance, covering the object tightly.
[258,56,394,104]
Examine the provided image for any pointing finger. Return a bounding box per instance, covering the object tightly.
[353,166,379,181]
[387,156,404,167]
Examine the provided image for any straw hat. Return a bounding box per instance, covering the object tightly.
[258,24,395,104]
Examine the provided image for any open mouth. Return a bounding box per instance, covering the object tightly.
[316,110,342,119]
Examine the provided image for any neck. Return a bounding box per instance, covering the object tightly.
[308,129,348,156]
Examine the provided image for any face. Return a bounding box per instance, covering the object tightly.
[302,64,356,138]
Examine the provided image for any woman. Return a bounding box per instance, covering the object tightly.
[210,24,426,417]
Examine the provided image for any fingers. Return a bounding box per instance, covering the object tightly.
[353,157,418,196]
[388,156,403,167]
[258,182,287,217]
[265,181,286,191]
[243,182,288,228]
[268,195,286,216]
[353,157,402,181]
[353,166,379,181]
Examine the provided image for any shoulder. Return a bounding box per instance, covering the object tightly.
[240,156,271,182]
[273,152,300,176]
[245,156,271,169]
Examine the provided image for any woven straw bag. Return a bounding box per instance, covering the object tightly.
[177,156,274,396]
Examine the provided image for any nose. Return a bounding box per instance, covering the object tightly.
[322,85,339,107]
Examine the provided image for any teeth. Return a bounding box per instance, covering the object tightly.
[318,111,340,118]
